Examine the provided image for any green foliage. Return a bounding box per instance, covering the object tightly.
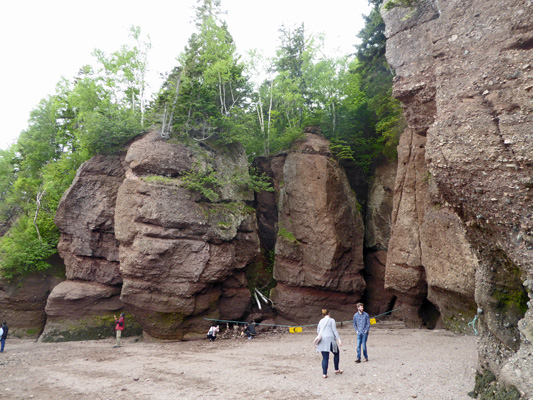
[241,10,402,178]
[384,0,420,10]
[278,227,300,244]
[0,26,149,279]
[156,0,250,143]
[330,139,356,162]
[248,168,274,193]
[180,164,222,202]
[0,215,59,280]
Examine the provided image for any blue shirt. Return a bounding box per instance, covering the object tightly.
[353,311,370,334]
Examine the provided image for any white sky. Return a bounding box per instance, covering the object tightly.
[0,0,372,150]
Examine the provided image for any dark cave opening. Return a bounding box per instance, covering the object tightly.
[420,298,441,329]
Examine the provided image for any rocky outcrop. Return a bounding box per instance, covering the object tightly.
[383,0,533,396]
[43,154,128,341]
[0,270,63,338]
[47,131,259,341]
[55,154,126,286]
[384,127,478,329]
[268,133,366,323]
[40,280,143,342]
[114,132,259,339]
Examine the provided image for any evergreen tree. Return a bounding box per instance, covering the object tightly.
[158,0,250,143]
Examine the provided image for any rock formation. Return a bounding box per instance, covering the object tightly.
[42,154,134,341]
[43,132,259,340]
[0,269,63,338]
[383,0,532,395]
[268,133,366,323]
[114,132,259,340]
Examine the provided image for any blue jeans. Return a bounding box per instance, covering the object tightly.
[0,338,5,352]
[321,343,339,375]
[356,332,368,360]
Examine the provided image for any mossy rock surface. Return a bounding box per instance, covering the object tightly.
[469,370,521,400]
[40,313,142,342]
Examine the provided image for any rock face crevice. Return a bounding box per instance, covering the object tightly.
[383,0,533,395]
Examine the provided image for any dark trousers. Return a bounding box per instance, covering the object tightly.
[0,338,4,352]
[321,343,339,375]
[207,333,215,341]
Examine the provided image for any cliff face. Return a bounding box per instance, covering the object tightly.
[44,131,374,337]
[268,133,366,323]
[44,132,259,340]
[115,132,258,340]
[383,0,533,395]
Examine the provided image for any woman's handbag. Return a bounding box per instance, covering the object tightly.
[313,334,322,346]
[314,319,331,346]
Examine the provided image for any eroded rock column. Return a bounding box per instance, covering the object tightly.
[270,133,366,324]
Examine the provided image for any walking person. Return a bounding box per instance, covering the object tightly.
[315,309,343,379]
[353,302,370,363]
[114,313,125,348]
[0,322,7,352]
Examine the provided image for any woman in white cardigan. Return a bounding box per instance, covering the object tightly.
[316,309,343,378]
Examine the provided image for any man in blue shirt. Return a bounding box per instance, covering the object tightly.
[353,302,370,363]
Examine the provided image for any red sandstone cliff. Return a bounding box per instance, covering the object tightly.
[382,0,533,395]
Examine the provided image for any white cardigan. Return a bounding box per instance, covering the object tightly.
[316,316,341,353]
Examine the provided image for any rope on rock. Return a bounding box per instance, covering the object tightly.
[204,307,403,330]
[467,315,478,336]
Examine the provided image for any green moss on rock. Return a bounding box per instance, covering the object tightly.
[468,370,521,400]
[41,313,142,342]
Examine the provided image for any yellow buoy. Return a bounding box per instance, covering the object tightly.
[289,327,303,333]
[370,318,377,325]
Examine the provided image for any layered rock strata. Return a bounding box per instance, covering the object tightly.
[46,132,259,340]
[114,132,259,339]
[42,155,129,341]
[0,271,63,338]
[383,0,533,395]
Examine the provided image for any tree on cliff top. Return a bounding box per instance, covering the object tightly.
[157,0,250,143]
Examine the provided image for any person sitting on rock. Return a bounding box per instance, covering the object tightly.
[207,323,219,342]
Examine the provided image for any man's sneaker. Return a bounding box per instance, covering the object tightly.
[364,358,369,362]
[355,359,361,363]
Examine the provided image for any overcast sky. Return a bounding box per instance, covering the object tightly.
[0,0,372,150]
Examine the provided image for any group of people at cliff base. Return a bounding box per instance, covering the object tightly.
[206,321,256,341]
[316,303,369,379]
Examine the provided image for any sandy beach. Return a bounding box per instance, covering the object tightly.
[0,324,478,400]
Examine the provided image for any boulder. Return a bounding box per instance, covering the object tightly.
[40,280,139,342]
